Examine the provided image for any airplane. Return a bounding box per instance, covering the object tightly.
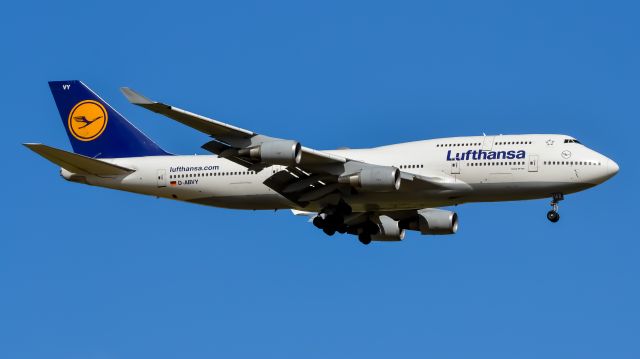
[25,80,619,245]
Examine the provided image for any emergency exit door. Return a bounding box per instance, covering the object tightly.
[157,169,167,187]
[528,155,539,172]
[451,161,460,174]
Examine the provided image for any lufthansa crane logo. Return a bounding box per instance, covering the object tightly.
[68,100,108,141]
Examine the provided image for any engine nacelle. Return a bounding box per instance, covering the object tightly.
[402,208,458,235]
[240,140,302,166]
[371,215,406,241]
[338,167,401,192]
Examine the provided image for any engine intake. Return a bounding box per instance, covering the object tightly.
[239,140,302,166]
[338,167,401,192]
[402,208,458,235]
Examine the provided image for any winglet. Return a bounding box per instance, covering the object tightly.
[120,87,155,105]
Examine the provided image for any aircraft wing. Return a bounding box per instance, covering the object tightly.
[121,87,255,139]
[121,87,470,206]
[120,87,346,168]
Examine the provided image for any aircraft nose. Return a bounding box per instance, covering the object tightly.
[608,159,620,177]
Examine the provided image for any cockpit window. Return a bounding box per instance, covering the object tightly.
[564,139,581,144]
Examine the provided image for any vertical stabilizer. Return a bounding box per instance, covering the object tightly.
[48,80,169,158]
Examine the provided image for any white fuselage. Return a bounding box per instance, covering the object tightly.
[62,134,618,212]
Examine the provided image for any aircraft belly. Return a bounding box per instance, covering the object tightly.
[338,181,593,211]
[187,193,293,210]
[463,181,593,201]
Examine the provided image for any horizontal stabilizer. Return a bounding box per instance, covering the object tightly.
[24,143,134,176]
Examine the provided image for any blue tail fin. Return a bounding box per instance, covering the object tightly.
[48,80,170,158]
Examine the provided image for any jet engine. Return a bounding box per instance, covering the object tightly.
[239,140,302,166]
[402,208,458,235]
[371,215,406,241]
[338,167,401,192]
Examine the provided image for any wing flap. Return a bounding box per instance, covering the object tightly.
[24,143,134,176]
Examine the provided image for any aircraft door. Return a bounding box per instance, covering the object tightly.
[482,136,495,151]
[157,169,167,187]
[450,161,460,174]
[528,155,538,172]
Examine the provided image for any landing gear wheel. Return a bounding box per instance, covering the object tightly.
[358,233,372,245]
[547,193,564,223]
[547,210,560,223]
[324,214,344,227]
[323,227,336,236]
[312,216,325,229]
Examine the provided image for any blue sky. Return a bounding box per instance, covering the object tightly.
[1,0,639,358]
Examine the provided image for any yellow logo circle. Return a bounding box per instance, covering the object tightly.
[67,100,108,141]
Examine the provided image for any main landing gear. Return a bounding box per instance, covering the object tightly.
[357,221,379,245]
[312,201,379,245]
[312,201,352,237]
[547,193,564,223]
[358,233,372,245]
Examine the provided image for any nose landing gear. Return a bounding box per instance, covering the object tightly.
[547,193,564,223]
[547,210,560,222]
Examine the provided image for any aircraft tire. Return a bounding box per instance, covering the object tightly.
[313,216,325,229]
[358,233,372,245]
[323,227,336,236]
